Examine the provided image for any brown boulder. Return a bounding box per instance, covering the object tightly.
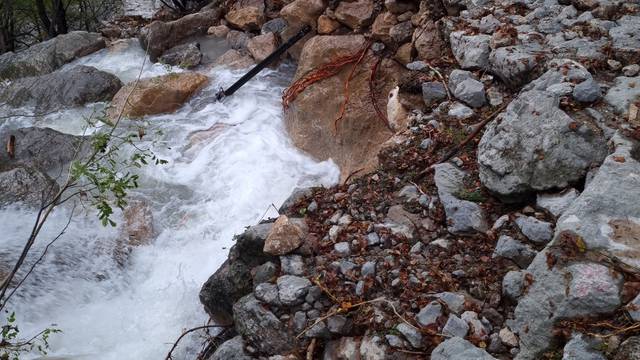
[263,215,308,255]
[247,33,278,62]
[225,6,266,31]
[335,0,375,30]
[394,42,413,64]
[371,12,398,43]
[317,15,340,34]
[280,0,326,29]
[207,25,230,37]
[139,9,222,62]
[212,49,255,69]
[107,72,208,122]
[284,35,408,181]
[413,21,445,61]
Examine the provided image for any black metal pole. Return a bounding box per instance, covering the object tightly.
[216,25,312,100]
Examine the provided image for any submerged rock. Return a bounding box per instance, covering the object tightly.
[158,42,202,69]
[0,66,122,111]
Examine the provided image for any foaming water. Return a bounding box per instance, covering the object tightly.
[1,41,339,359]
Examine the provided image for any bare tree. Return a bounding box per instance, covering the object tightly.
[0,0,15,54]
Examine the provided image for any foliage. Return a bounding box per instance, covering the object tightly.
[0,312,61,360]
[454,188,486,203]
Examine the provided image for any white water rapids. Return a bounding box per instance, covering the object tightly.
[0,40,339,359]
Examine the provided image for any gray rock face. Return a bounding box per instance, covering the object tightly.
[442,314,469,338]
[512,258,622,360]
[200,223,274,324]
[254,282,280,306]
[450,31,491,69]
[0,31,105,80]
[477,88,607,202]
[610,16,640,65]
[493,235,537,268]
[0,127,88,179]
[434,163,488,235]
[572,78,601,103]
[139,9,222,61]
[604,76,640,115]
[489,45,541,88]
[515,216,554,244]
[276,275,311,306]
[158,42,202,68]
[0,166,59,207]
[434,292,466,314]
[416,301,442,328]
[431,337,497,360]
[233,294,296,355]
[536,188,579,218]
[210,336,254,360]
[0,66,122,112]
[562,333,606,360]
[552,134,640,268]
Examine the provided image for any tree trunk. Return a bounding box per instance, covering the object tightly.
[34,0,54,39]
[0,0,14,53]
[52,0,68,35]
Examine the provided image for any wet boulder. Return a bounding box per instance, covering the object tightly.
[106,72,208,122]
[139,9,222,62]
[158,42,203,69]
[0,66,122,112]
[0,166,59,208]
[284,35,408,181]
[0,127,89,179]
[246,33,278,62]
[0,31,105,80]
[233,294,296,355]
[212,50,255,69]
[199,223,274,324]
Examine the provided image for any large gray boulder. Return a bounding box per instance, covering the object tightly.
[139,9,222,62]
[431,337,497,360]
[0,66,122,112]
[232,294,296,356]
[0,166,59,208]
[0,127,89,179]
[478,61,608,201]
[0,31,105,80]
[434,163,488,235]
[199,223,274,324]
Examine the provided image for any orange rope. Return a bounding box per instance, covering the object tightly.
[369,55,391,130]
[333,41,371,134]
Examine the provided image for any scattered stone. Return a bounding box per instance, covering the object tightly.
[623,64,640,77]
[280,0,326,29]
[572,78,601,103]
[208,25,230,37]
[614,336,640,360]
[442,314,469,338]
[385,334,406,348]
[360,334,388,358]
[493,235,537,268]
[450,31,491,69]
[434,163,488,235]
[247,32,278,62]
[334,242,351,256]
[450,77,486,108]
[335,0,375,30]
[317,15,340,34]
[253,261,278,284]
[277,275,311,306]
[327,315,352,335]
[254,282,281,306]
[416,301,443,328]
[366,232,381,246]
[263,215,308,256]
[397,323,423,348]
[515,216,554,244]
[499,327,519,347]
[461,311,490,340]
[413,21,445,62]
[502,270,525,301]
[280,255,305,276]
[389,21,413,43]
[431,337,497,360]
[261,18,287,35]
[627,293,640,322]
[422,82,448,106]
[604,76,640,115]
[448,102,474,119]
[226,6,265,31]
[435,292,466,314]
[489,45,541,88]
[213,49,255,69]
[210,336,253,360]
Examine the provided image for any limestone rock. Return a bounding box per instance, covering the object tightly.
[0,66,122,112]
[139,9,221,62]
[610,16,640,65]
[317,15,340,34]
[604,76,640,116]
[431,337,497,360]
[107,72,208,122]
[0,31,105,80]
[158,42,202,68]
[371,12,397,43]
[536,189,579,218]
[434,163,488,235]
[493,235,537,268]
[226,6,265,31]
[213,49,255,69]
[450,31,491,70]
[0,166,59,208]
[263,215,307,255]
[489,45,542,88]
[280,0,326,29]
[210,336,254,360]
[277,275,311,306]
[413,21,445,62]
[515,216,554,244]
[563,333,606,360]
[416,301,442,328]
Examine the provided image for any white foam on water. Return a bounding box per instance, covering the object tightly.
[1,41,339,359]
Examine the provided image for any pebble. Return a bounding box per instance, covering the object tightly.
[366,232,381,246]
[442,314,469,338]
[499,327,519,347]
[397,323,423,348]
[515,216,554,244]
[448,102,474,119]
[623,64,640,77]
[334,241,351,256]
[416,301,442,327]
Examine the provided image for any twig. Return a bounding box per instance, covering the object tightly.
[165,324,231,360]
[306,338,317,360]
[369,55,391,130]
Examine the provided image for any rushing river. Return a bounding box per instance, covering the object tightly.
[0,39,339,359]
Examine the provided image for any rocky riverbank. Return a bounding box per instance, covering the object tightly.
[1,0,639,358]
[189,0,640,359]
